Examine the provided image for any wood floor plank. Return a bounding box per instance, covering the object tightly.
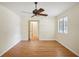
[2,40,77,57]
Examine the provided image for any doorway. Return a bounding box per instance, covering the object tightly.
[28,20,39,41]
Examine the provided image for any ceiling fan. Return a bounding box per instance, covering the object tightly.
[22,2,48,17]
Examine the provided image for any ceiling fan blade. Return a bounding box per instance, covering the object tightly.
[38,8,45,13]
[22,11,32,14]
[31,15,35,18]
[38,13,48,16]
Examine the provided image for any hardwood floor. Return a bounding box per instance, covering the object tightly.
[2,40,77,57]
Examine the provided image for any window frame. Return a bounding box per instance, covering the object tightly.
[58,16,68,34]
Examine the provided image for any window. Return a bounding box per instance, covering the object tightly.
[58,16,68,34]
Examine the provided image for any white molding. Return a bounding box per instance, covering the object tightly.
[0,40,21,56]
[56,40,79,56]
[39,39,56,40]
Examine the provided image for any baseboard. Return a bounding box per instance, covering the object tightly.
[39,39,56,40]
[56,40,79,56]
[0,40,21,56]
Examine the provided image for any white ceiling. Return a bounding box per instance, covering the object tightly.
[0,2,78,17]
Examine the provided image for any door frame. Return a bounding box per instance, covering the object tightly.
[28,20,39,41]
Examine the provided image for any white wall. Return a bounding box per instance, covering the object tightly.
[56,4,79,56]
[0,5,21,56]
[21,16,56,40]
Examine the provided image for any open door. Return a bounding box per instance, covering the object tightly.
[28,20,39,41]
